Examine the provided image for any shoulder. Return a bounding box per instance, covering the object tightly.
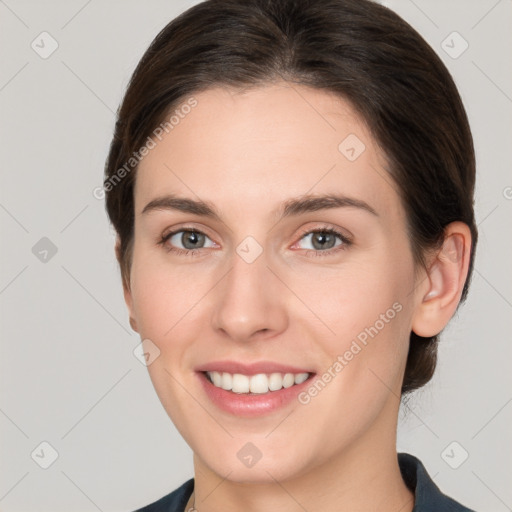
[132,478,194,512]
[398,452,476,511]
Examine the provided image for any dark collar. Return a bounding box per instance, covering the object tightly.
[398,452,475,511]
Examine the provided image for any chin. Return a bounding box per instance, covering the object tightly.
[197,444,315,485]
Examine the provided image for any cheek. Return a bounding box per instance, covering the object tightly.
[129,250,208,341]
[293,252,411,340]
[301,250,415,394]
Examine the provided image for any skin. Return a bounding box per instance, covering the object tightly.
[118,81,471,512]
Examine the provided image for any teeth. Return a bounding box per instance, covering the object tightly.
[211,371,222,387]
[221,372,232,390]
[206,371,310,394]
[232,373,250,393]
[268,372,283,391]
[249,373,268,393]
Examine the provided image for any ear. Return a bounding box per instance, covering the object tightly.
[115,236,139,333]
[411,221,472,337]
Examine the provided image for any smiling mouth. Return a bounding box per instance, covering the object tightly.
[203,370,314,394]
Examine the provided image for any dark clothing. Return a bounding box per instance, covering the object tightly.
[134,452,476,511]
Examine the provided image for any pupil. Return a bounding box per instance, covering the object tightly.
[183,231,204,249]
[313,232,334,250]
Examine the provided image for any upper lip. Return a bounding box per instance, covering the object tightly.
[195,360,314,376]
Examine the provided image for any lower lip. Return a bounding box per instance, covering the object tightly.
[196,371,315,418]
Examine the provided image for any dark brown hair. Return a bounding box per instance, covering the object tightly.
[104,0,477,395]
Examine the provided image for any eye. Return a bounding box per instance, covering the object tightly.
[159,228,216,256]
[158,225,352,258]
[293,227,352,257]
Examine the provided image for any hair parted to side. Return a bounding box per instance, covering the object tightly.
[104,0,477,396]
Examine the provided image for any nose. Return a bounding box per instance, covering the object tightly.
[211,241,288,343]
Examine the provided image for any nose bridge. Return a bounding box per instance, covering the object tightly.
[212,234,287,341]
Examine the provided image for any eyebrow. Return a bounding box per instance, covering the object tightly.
[141,192,378,220]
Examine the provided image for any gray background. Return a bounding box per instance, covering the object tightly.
[0,0,511,510]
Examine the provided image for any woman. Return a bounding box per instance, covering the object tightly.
[103,0,478,510]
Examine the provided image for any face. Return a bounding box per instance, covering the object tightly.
[124,82,423,483]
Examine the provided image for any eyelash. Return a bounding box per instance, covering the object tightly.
[158,225,352,258]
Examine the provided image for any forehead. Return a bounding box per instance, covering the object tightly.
[135,82,401,220]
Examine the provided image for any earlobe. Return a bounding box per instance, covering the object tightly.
[115,236,139,333]
[123,285,139,333]
[129,315,138,332]
[412,222,471,338]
